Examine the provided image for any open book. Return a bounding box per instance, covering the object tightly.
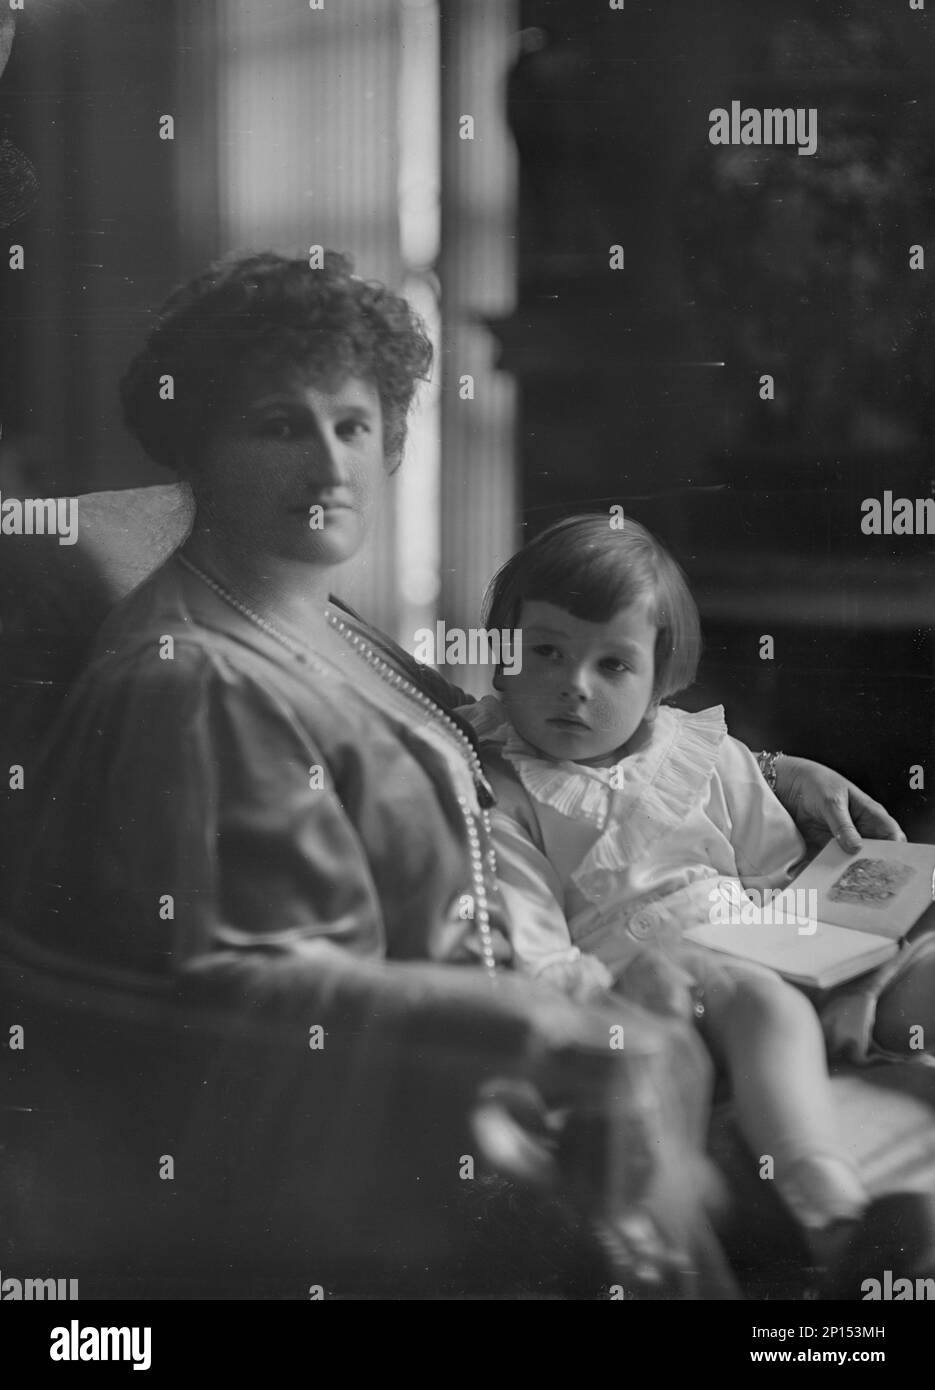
[684,839,935,990]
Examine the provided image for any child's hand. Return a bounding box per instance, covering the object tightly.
[614,950,697,1023]
[537,954,615,1004]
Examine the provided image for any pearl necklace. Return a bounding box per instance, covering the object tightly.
[177,552,500,981]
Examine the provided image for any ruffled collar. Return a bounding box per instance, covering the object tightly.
[470,695,727,902]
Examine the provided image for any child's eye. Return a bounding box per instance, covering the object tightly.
[601,658,631,674]
[336,418,371,441]
[531,643,562,661]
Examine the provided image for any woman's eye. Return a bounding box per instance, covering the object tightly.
[531,644,561,660]
[259,418,295,440]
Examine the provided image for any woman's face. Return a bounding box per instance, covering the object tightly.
[194,365,387,570]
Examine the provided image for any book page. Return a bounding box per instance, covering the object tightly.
[780,839,935,942]
[684,916,896,989]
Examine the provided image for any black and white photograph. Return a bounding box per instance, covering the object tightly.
[1,0,935,1348]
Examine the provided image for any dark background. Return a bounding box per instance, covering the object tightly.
[1,0,933,834]
[495,0,935,836]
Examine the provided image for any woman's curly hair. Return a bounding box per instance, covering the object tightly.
[119,250,433,475]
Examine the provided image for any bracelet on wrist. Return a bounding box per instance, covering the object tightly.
[756,750,783,793]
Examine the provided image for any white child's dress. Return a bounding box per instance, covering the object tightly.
[462,696,806,992]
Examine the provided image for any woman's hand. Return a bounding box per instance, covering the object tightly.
[773,754,906,853]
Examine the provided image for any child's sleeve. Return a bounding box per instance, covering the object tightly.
[491,805,615,999]
[715,735,808,892]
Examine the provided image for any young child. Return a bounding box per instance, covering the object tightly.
[460,512,929,1283]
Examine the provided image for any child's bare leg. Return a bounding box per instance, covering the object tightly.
[701,969,868,1232]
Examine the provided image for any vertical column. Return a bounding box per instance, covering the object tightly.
[438,0,518,695]
[173,0,222,277]
[393,0,442,651]
[215,0,403,636]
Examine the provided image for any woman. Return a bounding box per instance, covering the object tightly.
[9,251,915,1297]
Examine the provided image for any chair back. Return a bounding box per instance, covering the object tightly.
[0,483,194,883]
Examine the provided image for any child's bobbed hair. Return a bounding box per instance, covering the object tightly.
[483,513,702,701]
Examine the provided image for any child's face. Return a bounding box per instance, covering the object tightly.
[499,598,658,765]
